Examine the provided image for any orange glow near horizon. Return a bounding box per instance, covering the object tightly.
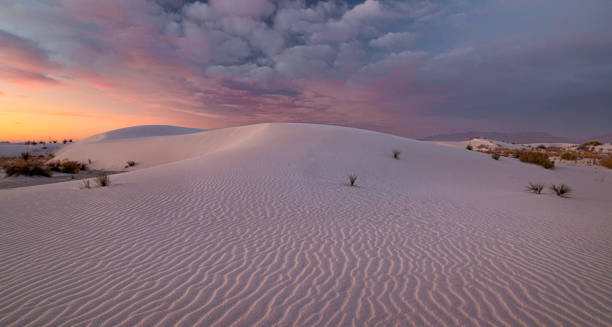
[0,83,196,142]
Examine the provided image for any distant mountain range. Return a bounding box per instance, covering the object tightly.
[420,131,612,144]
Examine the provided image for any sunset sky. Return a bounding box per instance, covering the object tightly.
[1,0,611,142]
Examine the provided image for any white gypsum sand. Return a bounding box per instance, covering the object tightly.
[1,123,611,326]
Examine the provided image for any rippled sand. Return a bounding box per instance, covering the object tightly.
[1,123,611,326]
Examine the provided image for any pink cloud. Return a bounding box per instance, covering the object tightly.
[0,29,61,86]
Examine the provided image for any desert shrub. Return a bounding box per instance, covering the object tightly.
[96,173,110,187]
[48,160,62,172]
[466,144,473,151]
[60,161,82,174]
[512,150,522,158]
[82,179,91,189]
[392,151,400,160]
[519,151,555,169]
[477,144,488,149]
[578,141,602,151]
[582,141,602,147]
[537,144,547,150]
[491,153,500,160]
[1,158,51,177]
[599,156,612,169]
[550,184,571,197]
[560,152,579,160]
[527,182,544,194]
[49,160,86,173]
[127,160,136,167]
[62,139,67,144]
[348,174,357,187]
[20,152,30,161]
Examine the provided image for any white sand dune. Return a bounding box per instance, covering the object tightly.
[1,123,611,327]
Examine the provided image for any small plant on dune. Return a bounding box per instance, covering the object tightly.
[527,182,544,194]
[82,179,91,189]
[20,152,30,161]
[582,141,602,147]
[96,173,110,187]
[466,144,473,151]
[1,158,51,177]
[491,153,500,160]
[560,152,579,161]
[48,160,62,172]
[127,160,136,167]
[392,150,400,160]
[550,184,571,197]
[60,161,82,174]
[519,151,555,169]
[348,174,357,187]
[599,156,612,169]
[577,141,601,151]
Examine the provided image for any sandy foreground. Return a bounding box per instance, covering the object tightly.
[1,123,611,326]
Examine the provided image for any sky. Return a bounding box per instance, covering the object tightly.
[1,0,611,142]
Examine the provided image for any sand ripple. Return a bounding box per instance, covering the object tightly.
[1,124,611,326]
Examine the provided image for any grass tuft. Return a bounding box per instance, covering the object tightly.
[96,173,110,187]
[61,161,82,174]
[519,151,554,169]
[348,174,357,187]
[392,150,400,160]
[599,156,612,169]
[82,179,91,189]
[1,158,51,177]
[550,184,571,197]
[560,152,579,160]
[466,144,473,151]
[127,160,136,167]
[49,160,87,174]
[491,153,500,160]
[527,182,544,194]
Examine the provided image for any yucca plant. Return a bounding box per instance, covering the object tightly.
[550,184,571,197]
[348,174,357,187]
[527,182,544,194]
[96,173,110,187]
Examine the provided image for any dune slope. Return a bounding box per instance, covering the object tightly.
[1,123,611,327]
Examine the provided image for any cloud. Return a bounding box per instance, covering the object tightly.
[370,32,417,50]
[0,0,610,137]
[0,29,61,86]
